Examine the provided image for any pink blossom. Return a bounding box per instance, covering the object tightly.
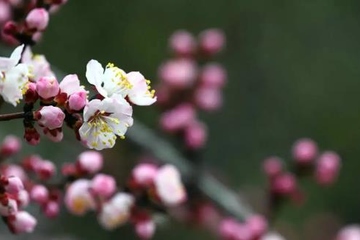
[5,176,24,195]
[36,76,60,99]
[59,74,88,110]
[199,63,227,88]
[246,215,268,238]
[30,185,49,204]
[0,198,18,216]
[77,151,103,174]
[36,106,65,130]
[184,120,207,149]
[43,201,59,218]
[263,156,283,178]
[25,8,49,31]
[68,91,87,111]
[158,59,197,89]
[64,179,95,216]
[135,219,156,240]
[292,138,318,164]
[315,151,341,185]
[154,165,186,206]
[2,164,27,182]
[218,218,252,240]
[194,86,223,111]
[132,163,158,186]
[9,211,37,233]
[22,47,55,81]
[337,225,360,240]
[43,127,64,142]
[91,174,116,198]
[34,159,56,180]
[169,30,196,56]
[160,103,196,132]
[126,71,156,106]
[199,28,226,55]
[272,173,297,195]
[0,2,11,24]
[0,135,21,157]
[17,190,30,208]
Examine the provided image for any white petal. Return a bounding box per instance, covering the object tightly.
[10,45,25,64]
[86,59,104,86]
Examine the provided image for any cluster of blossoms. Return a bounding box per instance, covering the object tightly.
[157,29,226,150]
[0,44,156,150]
[0,135,187,237]
[0,0,67,46]
[263,138,341,207]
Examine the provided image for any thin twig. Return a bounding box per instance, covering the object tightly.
[0,112,24,121]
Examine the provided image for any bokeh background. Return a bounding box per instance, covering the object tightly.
[2,0,360,239]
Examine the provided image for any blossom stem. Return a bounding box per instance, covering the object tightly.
[0,112,25,121]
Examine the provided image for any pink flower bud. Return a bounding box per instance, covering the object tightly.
[199,28,226,56]
[135,219,156,240]
[36,106,65,130]
[158,59,197,89]
[132,163,158,186]
[30,185,49,204]
[194,86,223,111]
[2,21,17,36]
[9,211,37,233]
[218,218,252,240]
[77,151,103,174]
[160,103,196,132]
[43,201,59,218]
[36,76,59,99]
[25,8,49,31]
[337,225,360,240]
[263,156,283,178]
[43,127,63,142]
[68,91,87,111]
[5,176,24,195]
[24,82,38,103]
[17,190,30,208]
[184,120,207,149]
[0,2,11,24]
[169,30,196,56]
[24,127,40,145]
[0,135,21,157]
[2,164,27,182]
[272,173,297,195]
[154,165,186,206]
[91,174,116,198]
[246,215,268,238]
[315,151,341,185]
[199,63,227,88]
[35,160,56,180]
[0,198,17,216]
[292,138,318,165]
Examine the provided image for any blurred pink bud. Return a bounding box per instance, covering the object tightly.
[246,215,268,238]
[24,127,40,146]
[43,201,59,218]
[17,190,30,208]
[10,211,37,233]
[132,163,158,186]
[158,59,197,89]
[184,120,207,149]
[2,21,17,36]
[194,86,223,111]
[260,232,286,240]
[0,135,21,157]
[24,82,39,103]
[169,30,196,56]
[337,225,360,240]
[160,103,196,132]
[272,173,297,195]
[0,198,18,216]
[30,185,49,204]
[65,179,95,216]
[292,138,318,164]
[263,156,283,178]
[68,91,87,111]
[0,2,11,24]
[91,174,116,198]
[77,151,103,174]
[5,176,24,195]
[35,160,56,180]
[2,164,27,182]
[199,63,227,88]
[154,165,186,207]
[135,219,156,240]
[218,218,252,240]
[199,28,225,56]
[25,8,49,31]
[315,151,341,185]
[36,76,59,99]
[36,106,65,130]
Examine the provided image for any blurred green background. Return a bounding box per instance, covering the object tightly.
[2,0,360,239]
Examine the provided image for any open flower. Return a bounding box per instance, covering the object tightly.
[79,97,133,150]
[22,47,54,81]
[86,59,131,99]
[0,45,30,106]
[127,71,156,106]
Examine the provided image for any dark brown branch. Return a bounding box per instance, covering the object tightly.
[0,112,25,121]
